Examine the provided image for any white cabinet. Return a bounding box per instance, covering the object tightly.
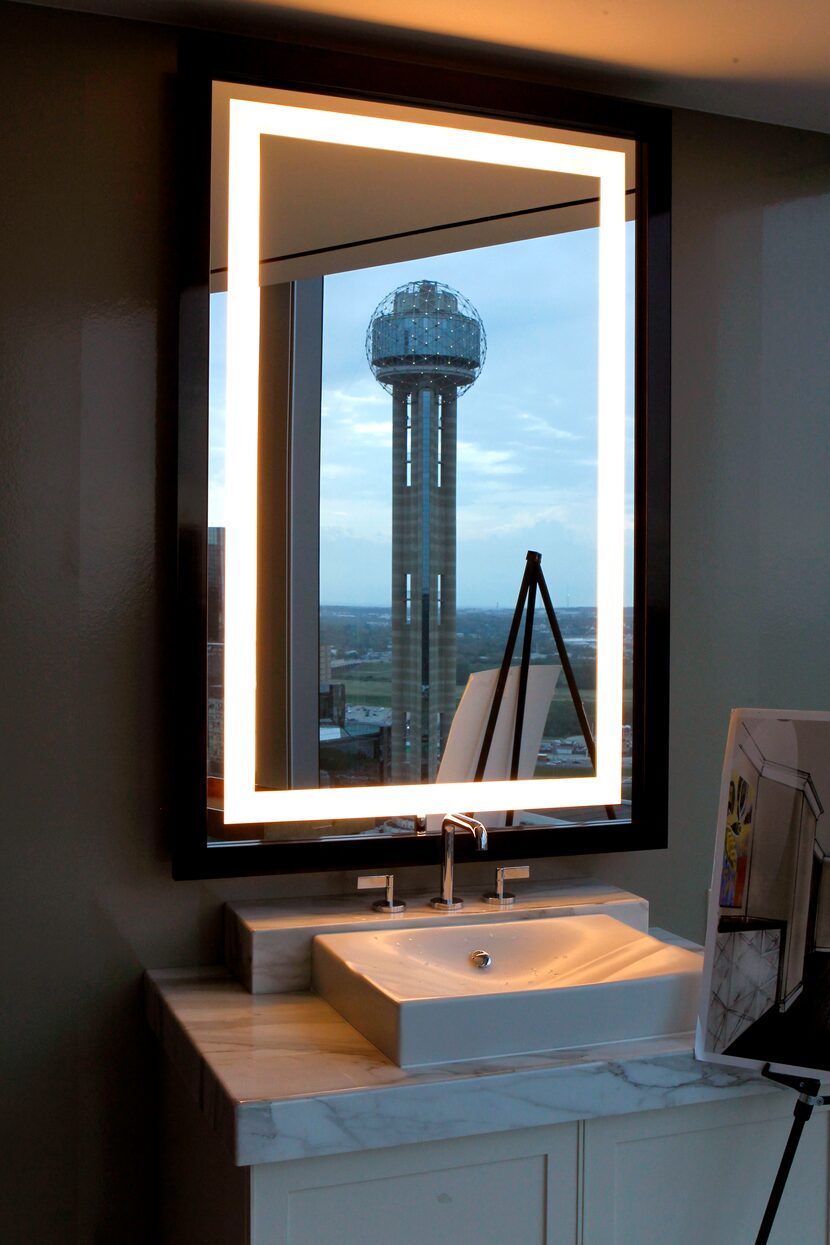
[251,1127,579,1245]
[162,1066,829,1245]
[583,1096,829,1245]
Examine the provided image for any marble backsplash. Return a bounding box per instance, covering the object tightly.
[225,878,651,994]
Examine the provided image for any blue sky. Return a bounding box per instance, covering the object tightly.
[209,223,634,608]
[319,226,634,607]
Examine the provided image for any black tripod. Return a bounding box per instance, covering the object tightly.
[753,1065,827,1244]
[473,550,615,823]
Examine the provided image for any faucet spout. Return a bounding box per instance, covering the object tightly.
[430,814,488,912]
[443,812,488,851]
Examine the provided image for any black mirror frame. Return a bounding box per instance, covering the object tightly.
[172,29,671,880]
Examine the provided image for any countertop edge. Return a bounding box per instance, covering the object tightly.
[145,967,776,1168]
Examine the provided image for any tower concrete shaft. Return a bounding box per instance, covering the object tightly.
[391,383,457,781]
[367,280,485,783]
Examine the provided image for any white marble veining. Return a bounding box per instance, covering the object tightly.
[707,928,782,1052]
[146,958,772,1168]
[226,878,650,994]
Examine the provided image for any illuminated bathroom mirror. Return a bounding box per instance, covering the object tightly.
[174,35,670,878]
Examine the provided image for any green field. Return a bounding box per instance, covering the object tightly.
[340,667,632,733]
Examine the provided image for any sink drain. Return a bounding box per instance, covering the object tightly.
[470,949,492,970]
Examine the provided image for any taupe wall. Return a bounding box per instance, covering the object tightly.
[3,2,830,1239]
[577,109,830,932]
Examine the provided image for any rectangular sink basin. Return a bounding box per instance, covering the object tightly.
[312,914,702,1067]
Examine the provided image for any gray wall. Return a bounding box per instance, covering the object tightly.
[578,109,830,932]
[3,2,830,1239]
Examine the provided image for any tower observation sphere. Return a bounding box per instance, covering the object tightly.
[366,280,485,785]
[367,280,486,396]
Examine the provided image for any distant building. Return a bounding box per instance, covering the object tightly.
[319,723,392,786]
[319,681,346,728]
[207,526,225,776]
[367,280,485,781]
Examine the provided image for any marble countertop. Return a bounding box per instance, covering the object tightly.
[146,955,774,1168]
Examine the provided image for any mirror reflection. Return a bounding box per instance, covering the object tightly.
[206,84,635,843]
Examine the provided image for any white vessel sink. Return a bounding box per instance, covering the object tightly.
[312,914,702,1067]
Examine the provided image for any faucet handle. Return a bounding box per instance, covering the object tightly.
[357,873,406,914]
[483,864,530,907]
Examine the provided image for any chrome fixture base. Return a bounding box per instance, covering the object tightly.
[372,898,406,914]
[430,896,464,912]
[482,891,515,907]
[358,873,405,913]
[483,865,529,908]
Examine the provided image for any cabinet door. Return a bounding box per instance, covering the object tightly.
[583,1094,829,1245]
[251,1124,579,1245]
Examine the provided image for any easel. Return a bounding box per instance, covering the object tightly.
[754,1065,827,1244]
[473,550,616,823]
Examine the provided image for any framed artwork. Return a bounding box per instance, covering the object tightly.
[719,770,755,910]
[697,708,830,1080]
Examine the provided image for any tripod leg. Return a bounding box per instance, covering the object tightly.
[505,578,537,826]
[534,561,617,820]
[473,564,531,783]
[535,567,596,764]
[755,1099,815,1245]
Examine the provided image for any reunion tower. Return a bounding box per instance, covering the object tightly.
[367,279,485,783]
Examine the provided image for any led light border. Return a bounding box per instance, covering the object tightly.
[223,96,626,824]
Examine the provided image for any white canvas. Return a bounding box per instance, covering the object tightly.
[426,664,561,831]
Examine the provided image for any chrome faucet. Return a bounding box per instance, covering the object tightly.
[430,813,488,912]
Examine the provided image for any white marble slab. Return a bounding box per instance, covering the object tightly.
[226,878,651,994]
[707,927,782,1051]
[146,960,774,1168]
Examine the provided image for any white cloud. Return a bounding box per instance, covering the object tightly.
[321,498,392,544]
[321,463,357,480]
[515,411,581,441]
[457,440,520,475]
[349,420,393,446]
[458,502,577,539]
[322,386,386,413]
